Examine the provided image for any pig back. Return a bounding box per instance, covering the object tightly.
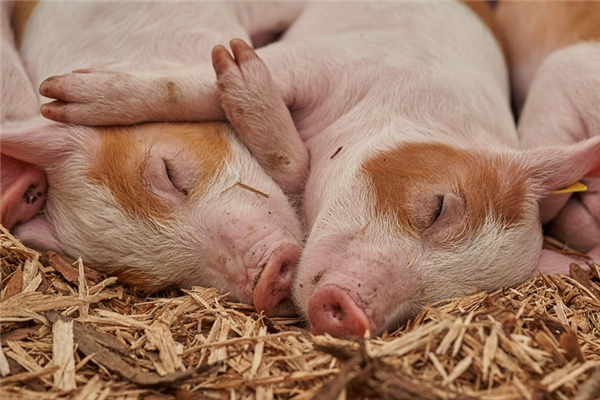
[16,1,251,100]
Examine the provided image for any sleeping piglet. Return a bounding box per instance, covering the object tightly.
[495,1,600,270]
[39,1,600,337]
[1,1,307,317]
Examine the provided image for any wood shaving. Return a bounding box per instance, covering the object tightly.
[2,226,599,399]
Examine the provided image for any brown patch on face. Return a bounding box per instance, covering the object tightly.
[173,123,233,200]
[86,123,232,222]
[362,142,528,238]
[11,1,39,49]
[87,127,169,221]
[461,1,508,61]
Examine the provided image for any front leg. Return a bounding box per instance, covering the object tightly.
[212,39,309,194]
[39,66,225,125]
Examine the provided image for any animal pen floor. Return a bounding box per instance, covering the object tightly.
[1,225,599,400]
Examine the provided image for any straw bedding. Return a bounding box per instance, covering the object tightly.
[1,225,599,400]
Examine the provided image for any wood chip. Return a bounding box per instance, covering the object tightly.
[2,266,23,301]
[2,229,600,399]
[52,319,76,391]
[0,346,11,377]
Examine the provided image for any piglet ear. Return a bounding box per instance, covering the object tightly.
[12,214,64,253]
[521,136,600,222]
[0,116,74,167]
[524,136,600,192]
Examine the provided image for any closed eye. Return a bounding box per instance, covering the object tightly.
[413,194,447,232]
[432,195,444,224]
[141,154,191,200]
[163,159,188,196]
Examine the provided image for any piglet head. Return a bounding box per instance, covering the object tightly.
[2,118,303,317]
[296,137,600,337]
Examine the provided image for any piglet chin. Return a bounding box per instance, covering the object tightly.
[252,242,301,318]
[308,284,372,338]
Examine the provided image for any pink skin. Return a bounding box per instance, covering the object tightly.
[1,1,46,230]
[494,2,600,258]
[537,247,600,275]
[253,242,300,317]
[547,179,599,252]
[0,155,47,230]
[308,285,371,337]
[516,44,600,256]
[211,43,309,194]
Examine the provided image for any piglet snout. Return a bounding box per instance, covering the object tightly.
[308,285,371,338]
[1,155,48,230]
[253,242,301,317]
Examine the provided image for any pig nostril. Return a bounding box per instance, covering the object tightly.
[23,184,42,204]
[328,302,345,322]
[308,285,371,338]
[279,260,294,281]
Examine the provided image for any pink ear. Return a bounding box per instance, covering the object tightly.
[524,136,600,192]
[12,214,64,253]
[0,116,74,167]
[521,136,600,223]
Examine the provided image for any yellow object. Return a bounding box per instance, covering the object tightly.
[552,181,588,194]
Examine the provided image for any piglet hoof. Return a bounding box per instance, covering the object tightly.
[211,39,309,194]
[40,70,120,102]
[39,70,153,125]
[253,243,301,317]
[308,285,371,338]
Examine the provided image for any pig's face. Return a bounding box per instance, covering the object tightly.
[295,142,544,337]
[15,122,303,317]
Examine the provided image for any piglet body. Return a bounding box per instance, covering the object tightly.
[496,1,600,258]
[183,2,600,336]
[1,1,307,317]
[40,1,600,337]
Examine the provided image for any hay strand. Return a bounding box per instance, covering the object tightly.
[1,226,599,399]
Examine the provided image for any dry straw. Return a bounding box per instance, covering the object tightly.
[1,225,599,399]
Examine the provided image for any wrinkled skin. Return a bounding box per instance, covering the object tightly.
[37,2,600,337]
